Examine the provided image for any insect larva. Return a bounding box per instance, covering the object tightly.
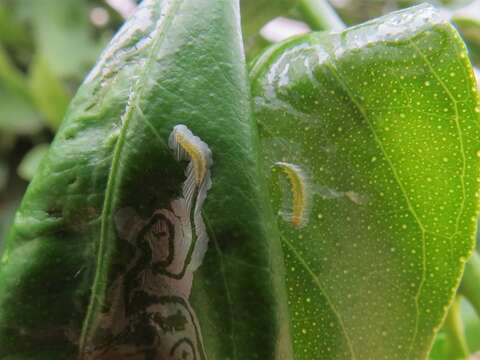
[169,124,212,186]
[274,162,310,228]
[169,124,213,271]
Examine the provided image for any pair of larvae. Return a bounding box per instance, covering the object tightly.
[171,125,308,229]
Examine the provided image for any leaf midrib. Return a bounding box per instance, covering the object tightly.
[325,58,428,360]
[254,17,471,360]
[281,235,357,359]
[79,0,184,354]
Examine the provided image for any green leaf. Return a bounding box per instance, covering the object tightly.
[431,297,480,359]
[29,55,71,130]
[0,3,30,48]
[17,144,49,181]
[462,298,480,353]
[29,0,100,80]
[429,331,449,359]
[0,44,31,100]
[0,45,42,136]
[251,4,480,359]
[0,0,287,359]
[460,251,480,317]
[0,86,42,136]
[442,296,470,359]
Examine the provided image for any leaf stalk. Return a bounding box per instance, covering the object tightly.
[298,0,345,31]
[444,296,470,359]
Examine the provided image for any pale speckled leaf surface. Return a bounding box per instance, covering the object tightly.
[251,4,480,359]
[0,0,289,359]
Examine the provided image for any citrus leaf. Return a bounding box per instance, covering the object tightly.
[29,0,100,80]
[429,331,449,360]
[431,297,480,359]
[0,3,30,48]
[462,298,480,353]
[29,55,71,130]
[251,4,480,359]
[17,144,49,181]
[0,0,288,358]
[0,86,42,136]
[0,45,42,136]
[0,45,30,100]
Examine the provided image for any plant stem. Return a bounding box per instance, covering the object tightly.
[460,250,480,317]
[444,296,470,359]
[298,0,346,31]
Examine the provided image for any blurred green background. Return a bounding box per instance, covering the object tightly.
[0,0,478,357]
[0,0,133,241]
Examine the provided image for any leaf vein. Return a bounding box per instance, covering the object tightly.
[281,235,357,360]
[78,0,184,354]
[325,58,427,360]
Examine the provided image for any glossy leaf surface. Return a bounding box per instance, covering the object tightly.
[251,4,480,359]
[0,0,288,358]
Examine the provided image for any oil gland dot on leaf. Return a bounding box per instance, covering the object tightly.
[273,161,310,228]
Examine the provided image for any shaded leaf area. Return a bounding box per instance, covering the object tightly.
[251,4,480,359]
[0,0,288,359]
[463,299,480,353]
